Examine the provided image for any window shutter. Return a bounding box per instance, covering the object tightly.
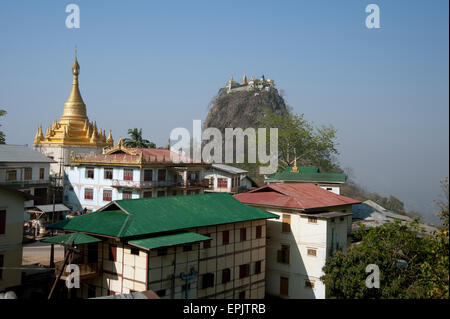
[0,210,6,235]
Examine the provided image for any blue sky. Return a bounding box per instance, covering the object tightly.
[0,0,448,223]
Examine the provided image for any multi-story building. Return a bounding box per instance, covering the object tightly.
[204,164,249,194]
[265,161,347,195]
[234,183,360,299]
[33,54,114,179]
[0,144,54,207]
[44,193,277,299]
[0,186,32,292]
[64,138,211,212]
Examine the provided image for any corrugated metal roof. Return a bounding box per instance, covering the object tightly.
[268,166,346,183]
[128,232,211,250]
[47,193,277,238]
[33,204,71,213]
[234,183,360,210]
[211,164,248,174]
[0,145,55,163]
[41,232,101,245]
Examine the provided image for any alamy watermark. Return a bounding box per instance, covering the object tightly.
[169,120,279,174]
[365,264,380,288]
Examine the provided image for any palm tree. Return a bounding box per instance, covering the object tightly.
[123,128,156,148]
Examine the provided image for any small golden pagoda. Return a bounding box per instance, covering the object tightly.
[34,54,113,147]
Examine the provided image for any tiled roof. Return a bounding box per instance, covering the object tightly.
[0,145,55,163]
[267,166,346,183]
[47,193,278,238]
[234,183,360,210]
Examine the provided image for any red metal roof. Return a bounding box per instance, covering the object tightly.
[233,183,360,210]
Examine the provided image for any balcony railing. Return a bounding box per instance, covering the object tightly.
[111,179,176,189]
[55,261,100,280]
[0,179,51,187]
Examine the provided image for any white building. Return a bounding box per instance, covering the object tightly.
[234,183,360,299]
[0,145,54,208]
[65,139,210,212]
[204,164,250,194]
[0,186,32,293]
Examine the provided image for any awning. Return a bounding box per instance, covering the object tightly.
[128,232,211,251]
[41,232,101,245]
[34,204,71,213]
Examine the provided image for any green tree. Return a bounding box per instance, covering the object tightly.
[0,109,6,144]
[258,109,339,172]
[123,128,156,148]
[321,179,449,299]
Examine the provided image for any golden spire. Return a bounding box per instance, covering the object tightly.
[60,50,87,122]
[229,75,234,83]
[292,156,298,173]
[106,129,114,145]
[241,74,247,85]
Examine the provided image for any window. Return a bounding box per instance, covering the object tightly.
[305,280,315,289]
[84,188,94,200]
[203,234,211,249]
[231,178,235,188]
[217,178,228,188]
[202,273,214,289]
[240,228,247,242]
[280,277,289,296]
[104,168,113,180]
[124,169,133,181]
[277,245,290,264]
[87,243,98,263]
[340,217,345,221]
[24,168,32,181]
[130,247,139,256]
[103,189,112,202]
[122,191,132,200]
[183,244,192,252]
[307,249,317,257]
[39,168,45,180]
[0,255,3,279]
[108,244,117,261]
[156,289,166,297]
[222,230,229,245]
[282,214,291,232]
[238,291,245,299]
[144,169,153,182]
[6,170,17,181]
[222,268,231,284]
[157,248,167,256]
[331,218,335,223]
[326,187,332,191]
[255,261,262,274]
[0,210,6,235]
[157,169,166,182]
[143,191,152,198]
[308,217,318,224]
[256,225,262,239]
[85,168,94,179]
[157,191,165,197]
[239,264,250,279]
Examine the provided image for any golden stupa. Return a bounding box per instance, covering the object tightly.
[34,53,113,147]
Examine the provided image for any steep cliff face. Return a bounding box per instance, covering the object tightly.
[203,87,289,131]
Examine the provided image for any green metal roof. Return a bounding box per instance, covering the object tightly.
[268,166,346,183]
[41,232,101,245]
[47,193,277,238]
[128,232,211,251]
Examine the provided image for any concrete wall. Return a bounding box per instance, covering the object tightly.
[261,205,352,299]
[0,188,24,292]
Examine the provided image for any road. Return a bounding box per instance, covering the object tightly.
[22,241,64,266]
